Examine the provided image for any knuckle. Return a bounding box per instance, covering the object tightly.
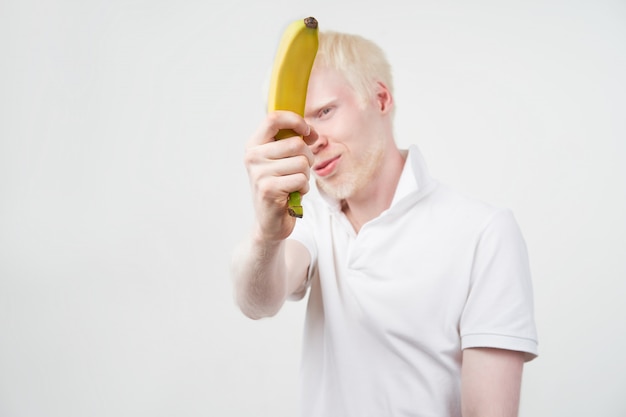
[243,149,256,165]
[243,147,264,170]
[287,137,307,154]
[294,172,309,188]
[256,178,275,200]
[300,181,310,195]
[266,111,280,126]
[295,155,311,172]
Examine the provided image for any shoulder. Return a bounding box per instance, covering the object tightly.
[427,182,514,230]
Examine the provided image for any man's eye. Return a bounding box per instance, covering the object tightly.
[320,107,332,117]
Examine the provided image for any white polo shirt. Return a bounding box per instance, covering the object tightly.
[289,145,538,417]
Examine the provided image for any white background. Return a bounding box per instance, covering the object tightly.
[1,0,625,416]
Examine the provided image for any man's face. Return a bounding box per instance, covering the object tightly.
[304,66,386,201]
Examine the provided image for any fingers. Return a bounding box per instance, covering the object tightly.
[246,110,315,174]
[245,137,313,185]
[245,127,314,199]
[243,111,317,240]
[255,171,311,201]
[248,111,312,147]
[253,135,314,167]
[265,147,312,180]
[246,143,310,238]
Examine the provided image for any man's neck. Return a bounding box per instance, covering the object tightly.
[341,147,407,233]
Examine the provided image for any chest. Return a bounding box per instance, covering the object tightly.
[315,208,477,334]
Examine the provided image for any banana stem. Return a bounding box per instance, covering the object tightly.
[288,191,303,218]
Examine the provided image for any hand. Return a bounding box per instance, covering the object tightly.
[244,111,318,242]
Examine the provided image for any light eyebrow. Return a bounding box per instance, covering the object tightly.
[305,99,336,119]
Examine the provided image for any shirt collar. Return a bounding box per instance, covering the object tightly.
[390,144,433,208]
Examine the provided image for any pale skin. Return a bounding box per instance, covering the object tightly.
[231,64,526,416]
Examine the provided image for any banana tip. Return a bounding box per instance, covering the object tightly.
[288,207,304,218]
[304,17,318,29]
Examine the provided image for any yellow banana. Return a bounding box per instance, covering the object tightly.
[267,16,319,218]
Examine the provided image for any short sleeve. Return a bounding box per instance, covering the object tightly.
[460,209,539,361]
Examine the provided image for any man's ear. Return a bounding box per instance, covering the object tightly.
[375,81,393,114]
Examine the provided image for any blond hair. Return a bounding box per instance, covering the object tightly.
[314,31,394,106]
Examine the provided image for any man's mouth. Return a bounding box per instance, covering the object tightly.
[313,155,341,177]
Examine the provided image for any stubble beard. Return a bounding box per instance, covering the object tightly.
[315,140,386,201]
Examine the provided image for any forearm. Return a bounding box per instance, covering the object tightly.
[231,233,289,319]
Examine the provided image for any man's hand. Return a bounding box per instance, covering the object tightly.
[244,110,317,242]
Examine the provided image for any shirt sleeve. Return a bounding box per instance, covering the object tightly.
[460,208,539,361]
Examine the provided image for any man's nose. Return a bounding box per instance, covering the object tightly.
[309,133,328,154]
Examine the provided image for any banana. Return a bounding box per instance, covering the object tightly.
[267,16,319,218]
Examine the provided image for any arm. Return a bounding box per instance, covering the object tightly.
[232,237,310,319]
[231,111,317,319]
[461,347,525,417]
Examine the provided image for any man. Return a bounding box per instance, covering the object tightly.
[232,30,538,417]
